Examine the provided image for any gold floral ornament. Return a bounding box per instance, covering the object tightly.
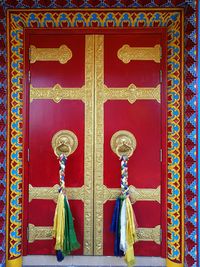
[110,130,137,158]
[51,130,78,157]
[117,44,161,63]
[30,45,72,64]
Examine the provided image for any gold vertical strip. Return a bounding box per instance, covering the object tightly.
[94,35,104,255]
[84,35,94,255]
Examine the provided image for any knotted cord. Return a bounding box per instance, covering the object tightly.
[121,155,129,196]
[59,154,67,192]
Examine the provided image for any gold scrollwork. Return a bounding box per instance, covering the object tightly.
[30,45,72,64]
[103,84,160,103]
[129,185,161,204]
[30,83,160,104]
[102,185,160,204]
[28,223,160,245]
[117,44,161,63]
[136,225,161,245]
[28,224,53,243]
[29,184,59,203]
[30,84,85,103]
[29,184,85,203]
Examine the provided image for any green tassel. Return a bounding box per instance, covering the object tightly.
[62,197,80,255]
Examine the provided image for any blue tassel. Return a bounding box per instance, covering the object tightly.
[110,197,124,257]
[56,250,64,262]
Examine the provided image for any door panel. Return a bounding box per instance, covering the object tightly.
[25,31,166,257]
[94,34,163,256]
[26,34,95,255]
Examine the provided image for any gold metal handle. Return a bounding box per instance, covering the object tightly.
[51,130,78,157]
[110,130,136,158]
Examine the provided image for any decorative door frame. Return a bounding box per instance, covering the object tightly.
[4,6,198,267]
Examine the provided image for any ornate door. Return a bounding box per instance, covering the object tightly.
[24,33,94,255]
[24,30,166,257]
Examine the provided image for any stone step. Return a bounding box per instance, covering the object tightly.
[23,256,166,267]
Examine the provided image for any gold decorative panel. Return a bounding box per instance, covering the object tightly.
[30,83,160,104]
[29,184,160,204]
[29,184,85,203]
[136,225,161,245]
[28,224,53,243]
[30,84,85,103]
[28,223,160,245]
[117,44,161,63]
[102,185,161,204]
[30,45,72,64]
[103,84,160,103]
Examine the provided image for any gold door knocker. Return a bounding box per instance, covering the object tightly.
[110,130,137,158]
[51,130,78,157]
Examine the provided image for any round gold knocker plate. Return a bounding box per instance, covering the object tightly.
[52,130,78,157]
[110,130,137,158]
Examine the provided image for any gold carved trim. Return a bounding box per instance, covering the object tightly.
[28,224,53,243]
[117,44,161,63]
[29,184,85,203]
[136,225,161,245]
[30,84,85,103]
[102,185,161,204]
[30,45,72,64]
[103,84,160,103]
[94,35,105,255]
[29,184,160,204]
[82,35,94,255]
[29,184,160,203]
[28,223,160,245]
[30,83,161,104]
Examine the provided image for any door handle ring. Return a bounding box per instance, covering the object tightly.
[110,130,136,158]
[51,130,78,157]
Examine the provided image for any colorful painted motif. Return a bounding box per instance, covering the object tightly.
[0,2,197,267]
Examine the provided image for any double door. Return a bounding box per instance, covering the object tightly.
[24,31,166,257]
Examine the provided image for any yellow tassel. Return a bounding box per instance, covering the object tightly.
[53,192,65,251]
[124,197,137,267]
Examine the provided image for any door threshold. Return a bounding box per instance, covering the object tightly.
[23,255,166,266]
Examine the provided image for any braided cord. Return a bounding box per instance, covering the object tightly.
[59,154,67,192]
[120,155,129,196]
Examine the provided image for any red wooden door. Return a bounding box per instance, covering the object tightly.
[24,32,94,256]
[93,32,166,257]
[23,30,166,257]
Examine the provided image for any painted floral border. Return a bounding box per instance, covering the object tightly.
[0,1,198,267]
